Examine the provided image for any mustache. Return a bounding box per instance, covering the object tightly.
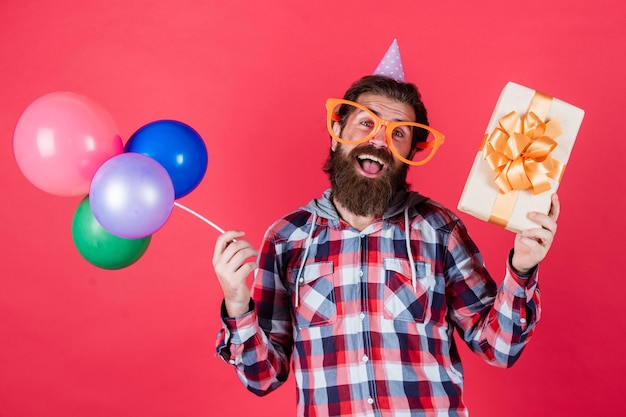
[347,143,394,166]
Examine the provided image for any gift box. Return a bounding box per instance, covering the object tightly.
[458,82,584,233]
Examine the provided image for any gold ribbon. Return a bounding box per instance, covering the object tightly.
[481,91,566,228]
[483,105,564,194]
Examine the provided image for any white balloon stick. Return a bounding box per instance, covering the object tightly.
[173,202,226,234]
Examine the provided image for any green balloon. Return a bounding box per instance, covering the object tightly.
[72,196,151,269]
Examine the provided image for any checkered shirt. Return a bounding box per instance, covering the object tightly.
[216,194,540,417]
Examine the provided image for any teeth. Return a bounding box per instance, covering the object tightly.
[357,154,384,165]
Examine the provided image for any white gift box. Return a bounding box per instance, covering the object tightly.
[458,82,585,233]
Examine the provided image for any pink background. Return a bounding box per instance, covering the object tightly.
[1,1,624,416]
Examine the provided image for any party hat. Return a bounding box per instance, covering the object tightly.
[373,39,405,82]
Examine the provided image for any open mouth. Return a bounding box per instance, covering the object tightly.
[357,154,386,176]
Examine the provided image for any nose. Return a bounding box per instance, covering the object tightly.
[369,124,388,148]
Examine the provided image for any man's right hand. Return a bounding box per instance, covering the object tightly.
[212,230,258,317]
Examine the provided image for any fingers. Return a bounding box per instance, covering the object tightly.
[214,230,245,258]
[224,242,258,274]
[522,195,560,246]
[521,218,554,246]
[211,230,257,317]
[212,230,258,278]
[518,230,550,250]
[529,194,559,233]
[548,193,560,222]
[512,194,561,272]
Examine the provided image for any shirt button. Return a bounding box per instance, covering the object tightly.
[299,278,304,283]
[362,355,369,363]
[358,270,363,277]
[367,398,374,405]
[520,318,527,323]
[359,312,365,320]
[228,359,235,364]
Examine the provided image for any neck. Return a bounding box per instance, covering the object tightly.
[332,197,379,232]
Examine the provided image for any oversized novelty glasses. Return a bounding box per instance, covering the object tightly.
[325,98,445,166]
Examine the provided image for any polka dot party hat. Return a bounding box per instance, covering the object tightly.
[372,39,405,82]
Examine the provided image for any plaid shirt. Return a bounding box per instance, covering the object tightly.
[216,190,540,417]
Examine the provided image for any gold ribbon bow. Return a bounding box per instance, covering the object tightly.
[482,110,564,194]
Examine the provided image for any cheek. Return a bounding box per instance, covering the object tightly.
[336,142,358,158]
[392,141,413,160]
[390,156,406,170]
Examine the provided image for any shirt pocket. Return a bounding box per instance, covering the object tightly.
[287,261,336,329]
[383,257,434,323]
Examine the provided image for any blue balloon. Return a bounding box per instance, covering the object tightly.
[124,120,208,199]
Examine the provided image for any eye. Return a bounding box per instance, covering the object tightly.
[392,126,412,141]
[352,113,376,130]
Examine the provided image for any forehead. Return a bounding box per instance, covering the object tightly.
[355,93,416,122]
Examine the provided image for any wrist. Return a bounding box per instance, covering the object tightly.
[509,249,536,277]
[225,298,253,318]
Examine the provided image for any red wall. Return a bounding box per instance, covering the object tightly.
[1,1,623,416]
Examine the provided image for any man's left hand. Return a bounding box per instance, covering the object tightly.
[511,193,560,275]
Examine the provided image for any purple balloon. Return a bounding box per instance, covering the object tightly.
[89,153,175,239]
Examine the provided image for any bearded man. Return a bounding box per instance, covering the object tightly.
[212,71,559,416]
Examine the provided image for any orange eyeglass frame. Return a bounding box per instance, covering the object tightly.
[325,98,446,166]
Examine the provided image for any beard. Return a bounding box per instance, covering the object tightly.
[325,143,409,217]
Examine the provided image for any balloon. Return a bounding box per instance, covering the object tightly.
[89,153,175,239]
[124,120,208,199]
[72,196,151,269]
[13,92,123,196]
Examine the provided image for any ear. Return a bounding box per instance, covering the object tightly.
[331,122,341,152]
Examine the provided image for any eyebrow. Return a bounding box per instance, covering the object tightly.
[364,107,409,123]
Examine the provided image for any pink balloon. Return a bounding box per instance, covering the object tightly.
[13,92,123,196]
